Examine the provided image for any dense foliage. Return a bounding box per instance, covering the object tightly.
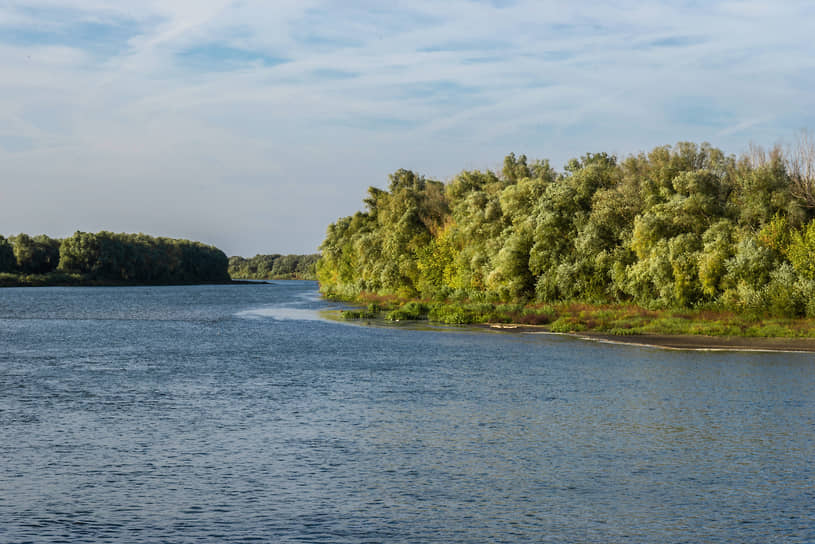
[0,231,229,284]
[228,254,319,280]
[318,142,815,318]
[1,234,61,274]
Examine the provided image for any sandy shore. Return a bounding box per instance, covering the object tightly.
[487,324,815,353]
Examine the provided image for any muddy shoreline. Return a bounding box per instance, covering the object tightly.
[487,324,815,353]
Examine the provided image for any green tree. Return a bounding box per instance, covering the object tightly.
[0,236,15,272]
[788,219,815,280]
[12,233,60,274]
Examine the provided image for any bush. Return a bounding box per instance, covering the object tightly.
[385,301,429,321]
[518,308,555,325]
[764,264,806,317]
[549,317,587,333]
[428,303,477,324]
[341,306,378,320]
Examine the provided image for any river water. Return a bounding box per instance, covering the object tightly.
[1,281,813,543]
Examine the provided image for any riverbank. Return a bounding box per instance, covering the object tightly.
[485,324,815,352]
[336,293,815,346]
[0,272,264,287]
[231,274,316,281]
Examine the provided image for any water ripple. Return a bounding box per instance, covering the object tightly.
[1,282,814,543]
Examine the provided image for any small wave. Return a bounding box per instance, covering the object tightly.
[235,307,323,321]
[296,290,323,302]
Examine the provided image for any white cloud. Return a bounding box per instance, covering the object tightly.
[0,0,814,254]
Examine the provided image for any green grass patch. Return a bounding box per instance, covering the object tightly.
[341,303,383,320]
[330,291,815,338]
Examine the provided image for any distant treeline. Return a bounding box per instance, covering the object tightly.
[229,253,319,280]
[0,231,229,284]
[319,138,815,318]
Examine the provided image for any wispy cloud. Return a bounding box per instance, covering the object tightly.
[0,0,813,254]
[717,115,776,137]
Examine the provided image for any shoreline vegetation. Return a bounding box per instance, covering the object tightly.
[0,231,230,286]
[320,138,815,344]
[0,231,320,287]
[0,273,258,287]
[228,253,319,281]
[333,295,815,352]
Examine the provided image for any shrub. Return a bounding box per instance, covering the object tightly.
[341,307,378,320]
[385,301,429,321]
[549,317,587,333]
[428,303,477,324]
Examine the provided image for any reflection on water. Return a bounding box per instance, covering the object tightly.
[0,281,814,543]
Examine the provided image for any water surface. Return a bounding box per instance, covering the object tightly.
[1,281,813,543]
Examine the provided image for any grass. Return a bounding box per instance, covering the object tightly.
[334,292,815,338]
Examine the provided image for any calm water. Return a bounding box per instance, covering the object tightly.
[1,281,814,543]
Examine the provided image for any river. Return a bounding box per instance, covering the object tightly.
[1,281,813,543]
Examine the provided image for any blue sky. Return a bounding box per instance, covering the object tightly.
[1,0,814,255]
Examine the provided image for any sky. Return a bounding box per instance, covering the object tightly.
[1,1,814,256]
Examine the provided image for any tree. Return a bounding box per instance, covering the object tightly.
[12,233,60,274]
[317,139,815,317]
[788,130,815,208]
[788,219,815,280]
[58,231,229,282]
[0,236,15,272]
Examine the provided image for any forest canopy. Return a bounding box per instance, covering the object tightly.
[0,231,229,284]
[318,140,815,318]
[228,253,319,280]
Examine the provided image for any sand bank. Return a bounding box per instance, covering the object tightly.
[488,324,815,353]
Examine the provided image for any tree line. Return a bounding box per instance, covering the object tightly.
[228,253,319,280]
[318,138,815,317]
[0,231,230,283]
